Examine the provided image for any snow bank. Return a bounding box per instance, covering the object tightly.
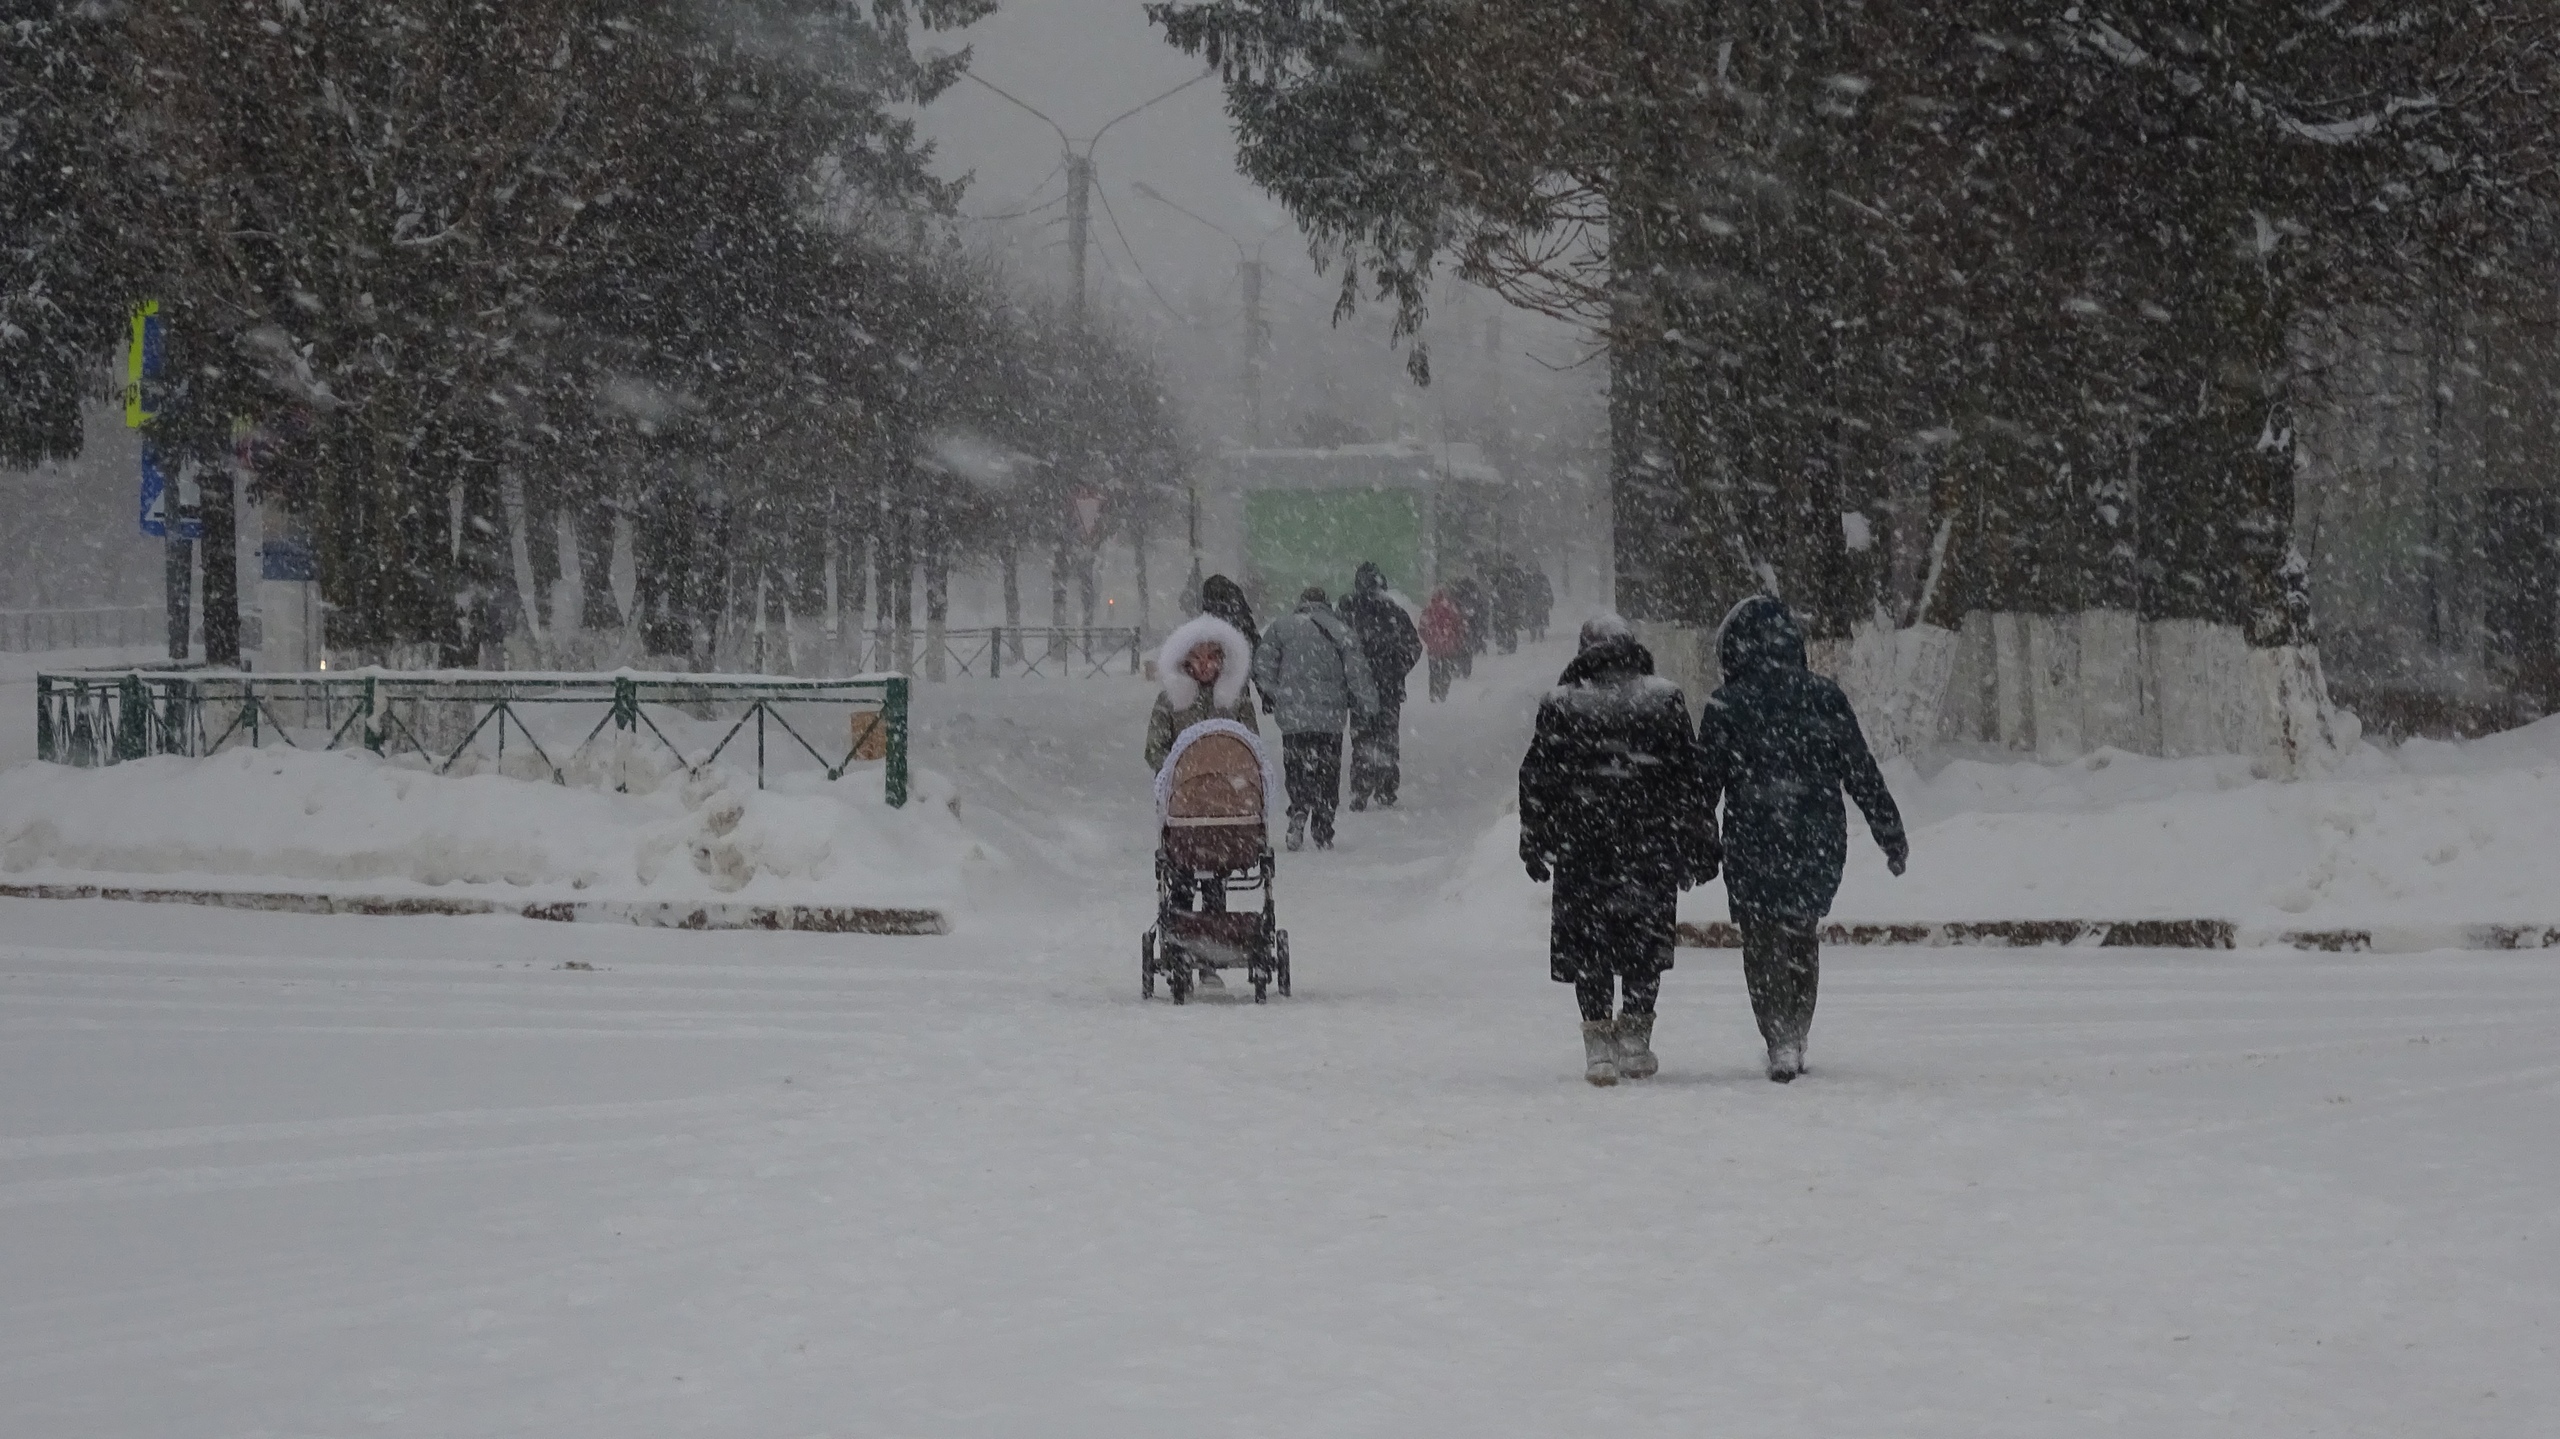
[1446,716,2560,935]
[0,747,977,911]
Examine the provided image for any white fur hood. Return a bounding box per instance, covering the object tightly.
[1158,614,1254,710]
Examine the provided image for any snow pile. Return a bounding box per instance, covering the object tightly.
[0,747,976,910]
[1820,720,2560,928]
[1444,716,2560,934]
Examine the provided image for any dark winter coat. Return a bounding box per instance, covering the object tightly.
[1518,634,1718,981]
[1698,596,1907,921]
[1450,576,1490,656]
[1198,574,1259,653]
[1339,562,1422,705]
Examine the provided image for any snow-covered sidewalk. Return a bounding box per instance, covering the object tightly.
[3,644,2555,1434]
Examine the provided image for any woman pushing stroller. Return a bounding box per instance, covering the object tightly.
[1143,602,1291,1003]
[1147,612,1259,773]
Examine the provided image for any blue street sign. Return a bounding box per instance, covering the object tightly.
[139,444,203,540]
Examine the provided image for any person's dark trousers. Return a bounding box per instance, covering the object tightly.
[1456,651,1474,679]
[1348,704,1402,806]
[1281,731,1344,845]
[1739,912,1822,1050]
[1497,624,1518,654]
[1574,969,1659,1023]
[1428,657,1454,701]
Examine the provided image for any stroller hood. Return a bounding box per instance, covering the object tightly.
[1158,614,1255,711]
[1153,718,1285,829]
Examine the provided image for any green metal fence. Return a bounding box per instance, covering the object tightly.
[34,669,911,806]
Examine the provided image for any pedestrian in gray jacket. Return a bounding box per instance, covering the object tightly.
[1252,586,1380,850]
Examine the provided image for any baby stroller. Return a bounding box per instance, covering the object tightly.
[1144,720,1291,1004]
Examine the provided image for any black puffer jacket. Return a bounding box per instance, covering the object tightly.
[1198,574,1259,652]
[1518,634,1718,886]
[1699,596,1906,920]
[1339,562,1421,703]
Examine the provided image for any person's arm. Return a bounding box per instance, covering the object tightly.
[1145,694,1177,773]
[1517,702,1561,882]
[1693,698,1733,884]
[1832,690,1908,873]
[1342,627,1381,716]
[1671,695,1721,886]
[1251,626,1281,697]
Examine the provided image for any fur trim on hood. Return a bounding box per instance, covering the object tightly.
[1158,614,1254,710]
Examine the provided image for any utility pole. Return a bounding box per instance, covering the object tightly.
[1240,256,1267,447]
[1065,154,1094,320]
[964,72,1205,315]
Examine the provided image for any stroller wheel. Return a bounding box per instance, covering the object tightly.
[1141,931,1156,1000]
[1277,932,1291,997]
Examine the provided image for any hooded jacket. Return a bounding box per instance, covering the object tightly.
[1699,595,1906,919]
[1339,562,1423,702]
[1252,600,1380,735]
[1147,614,1259,772]
[1518,631,1717,883]
[1197,574,1259,653]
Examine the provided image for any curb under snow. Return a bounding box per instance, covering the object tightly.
[1677,920,2560,954]
[0,882,948,935]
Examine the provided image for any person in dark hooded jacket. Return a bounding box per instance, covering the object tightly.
[1698,595,1908,1082]
[1338,562,1422,809]
[1519,616,1719,1086]
[1196,573,1259,653]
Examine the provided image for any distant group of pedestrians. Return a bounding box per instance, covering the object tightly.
[1160,565,1421,851]
[1153,568,1910,1085]
[1419,554,1551,702]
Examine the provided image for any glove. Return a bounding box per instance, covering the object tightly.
[1887,843,1909,878]
[1693,854,1721,887]
[1524,854,1553,884]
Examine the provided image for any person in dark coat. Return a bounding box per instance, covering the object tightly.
[1489,554,1525,654]
[1449,573,1488,677]
[1337,562,1422,809]
[1519,615,1719,1086]
[1197,573,1259,653]
[1698,595,1908,1082]
[1526,565,1554,643]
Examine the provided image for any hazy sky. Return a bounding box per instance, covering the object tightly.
[921,1,1293,305]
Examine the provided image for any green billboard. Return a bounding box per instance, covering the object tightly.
[1245,488,1424,606]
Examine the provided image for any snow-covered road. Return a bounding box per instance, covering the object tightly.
[4,644,2555,1435]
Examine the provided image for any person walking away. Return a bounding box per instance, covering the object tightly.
[1196,573,1259,653]
[1420,587,1467,702]
[1338,562,1421,809]
[1253,586,1378,851]
[1527,565,1554,643]
[1519,616,1718,1086]
[1490,556,1524,654]
[1698,595,1908,1082]
[1449,573,1488,678]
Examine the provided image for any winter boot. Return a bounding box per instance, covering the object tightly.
[1617,1013,1658,1080]
[1286,813,1307,852]
[1581,1020,1620,1087]
[1767,1041,1805,1084]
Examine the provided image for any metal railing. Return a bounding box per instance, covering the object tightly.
[35,669,912,805]
[856,626,1143,680]
[1,606,164,652]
